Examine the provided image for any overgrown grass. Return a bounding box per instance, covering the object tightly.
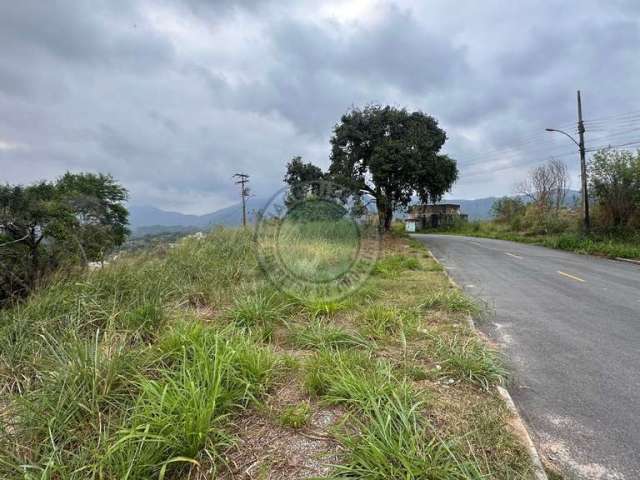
[288,319,371,350]
[431,334,507,389]
[373,254,422,277]
[0,223,532,479]
[333,390,484,479]
[357,304,418,339]
[424,220,640,259]
[420,289,479,315]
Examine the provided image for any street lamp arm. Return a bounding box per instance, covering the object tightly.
[545,128,580,148]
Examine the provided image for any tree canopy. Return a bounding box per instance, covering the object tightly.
[0,172,129,305]
[589,149,640,228]
[328,105,458,230]
[283,156,346,221]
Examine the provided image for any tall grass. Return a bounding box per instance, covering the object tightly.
[420,289,479,315]
[271,220,361,283]
[432,335,507,389]
[288,319,371,350]
[333,389,484,479]
[429,220,640,259]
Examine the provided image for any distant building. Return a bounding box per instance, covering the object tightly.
[404,204,468,231]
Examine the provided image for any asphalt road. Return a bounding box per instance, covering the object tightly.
[413,234,640,480]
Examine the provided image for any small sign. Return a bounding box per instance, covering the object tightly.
[405,221,416,232]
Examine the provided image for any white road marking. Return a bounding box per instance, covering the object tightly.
[470,241,483,246]
[505,252,523,259]
[557,271,586,283]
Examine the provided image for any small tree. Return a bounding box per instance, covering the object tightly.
[328,105,458,231]
[491,197,526,224]
[515,158,569,213]
[589,149,640,228]
[0,172,129,305]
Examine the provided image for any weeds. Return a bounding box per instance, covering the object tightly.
[105,324,277,478]
[420,289,479,315]
[432,334,507,389]
[229,292,284,339]
[277,401,312,429]
[288,319,371,350]
[0,225,532,479]
[357,304,417,339]
[373,254,422,277]
[333,389,484,479]
[299,296,349,318]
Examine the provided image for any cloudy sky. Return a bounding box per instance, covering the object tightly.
[1,0,640,214]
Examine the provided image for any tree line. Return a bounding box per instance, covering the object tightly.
[0,172,129,306]
[491,149,640,234]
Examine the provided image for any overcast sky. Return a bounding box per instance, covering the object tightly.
[1,1,639,214]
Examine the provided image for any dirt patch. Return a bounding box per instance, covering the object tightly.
[218,408,343,479]
[216,380,344,480]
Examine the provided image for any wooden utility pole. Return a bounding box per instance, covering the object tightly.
[577,90,590,232]
[233,173,250,227]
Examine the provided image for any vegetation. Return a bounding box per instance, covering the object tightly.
[329,105,459,231]
[0,172,129,306]
[0,223,533,479]
[426,150,640,260]
[281,105,459,232]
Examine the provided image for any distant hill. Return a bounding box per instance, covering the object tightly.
[128,191,581,235]
[128,197,271,236]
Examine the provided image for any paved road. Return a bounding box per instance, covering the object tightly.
[413,234,640,480]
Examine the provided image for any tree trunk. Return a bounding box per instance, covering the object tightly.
[383,206,393,231]
[375,194,394,232]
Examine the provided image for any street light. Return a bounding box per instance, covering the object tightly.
[545,91,590,232]
[544,128,579,147]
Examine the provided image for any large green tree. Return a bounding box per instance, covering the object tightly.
[589,149,640,228]
[0,172,129,305]
[328,105,458,231]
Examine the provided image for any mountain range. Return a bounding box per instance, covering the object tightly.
[128,191,581,236]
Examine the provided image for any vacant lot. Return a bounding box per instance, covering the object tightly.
[0,223,532,479]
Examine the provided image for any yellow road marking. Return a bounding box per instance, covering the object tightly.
[557,271,585,283]
[505,252,523,259]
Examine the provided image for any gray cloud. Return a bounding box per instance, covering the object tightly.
[1,0,640,213]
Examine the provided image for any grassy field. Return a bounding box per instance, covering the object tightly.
[422,221,640,260]
[0,222,534,479]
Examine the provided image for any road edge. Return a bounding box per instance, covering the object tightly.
[427,248,549,480]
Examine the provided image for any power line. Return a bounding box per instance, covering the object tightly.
[586,139,640,152]
[582,109,640,124]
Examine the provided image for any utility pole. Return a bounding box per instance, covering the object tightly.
[577,90,590,232]
[233,173,250,227]
[545,90,590,233]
